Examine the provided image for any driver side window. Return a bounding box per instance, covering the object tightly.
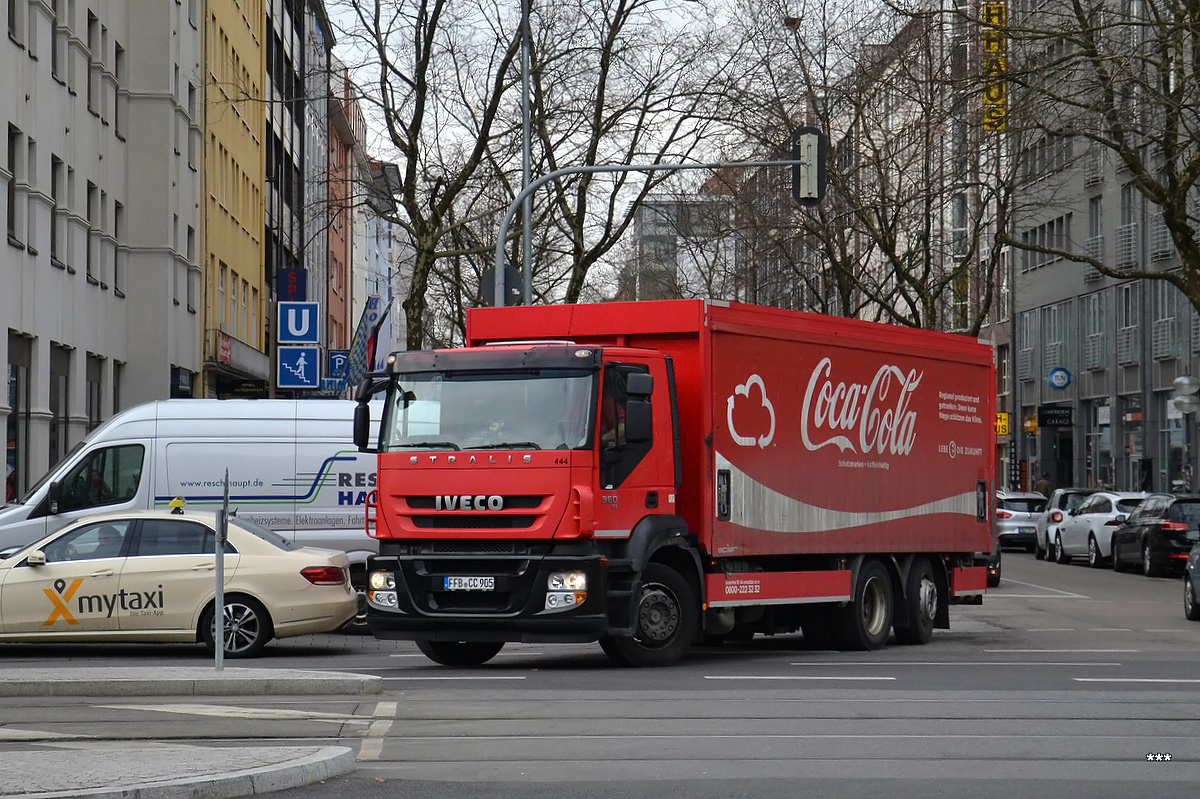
[58,445,144,513]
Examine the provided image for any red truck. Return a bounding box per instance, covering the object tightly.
[353,299,995,666]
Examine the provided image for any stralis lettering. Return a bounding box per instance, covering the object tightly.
[801,357,922,456]
[434,495,504,511]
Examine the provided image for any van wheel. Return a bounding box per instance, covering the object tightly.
[200,596,273,659]
[834,560,894,651]
[600,563,697,667]
[894,557,936,645]
[416,640,504,666]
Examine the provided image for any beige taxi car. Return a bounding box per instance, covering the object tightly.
[0,508,356,657]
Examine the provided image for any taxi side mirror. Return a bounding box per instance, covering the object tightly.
[26,551,46,567]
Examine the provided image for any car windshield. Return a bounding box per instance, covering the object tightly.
[380,369,596,452]
[1003,498,1046,513]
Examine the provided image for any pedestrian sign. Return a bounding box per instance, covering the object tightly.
[278,346,320,389]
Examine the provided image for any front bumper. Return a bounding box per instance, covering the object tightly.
[365,550,611,643]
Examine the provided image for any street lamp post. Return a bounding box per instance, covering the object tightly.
[520,0,533,304]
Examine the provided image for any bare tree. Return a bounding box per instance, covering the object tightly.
[959,0,1200,312]
[331,0,734,347]
[693,0,1018,334]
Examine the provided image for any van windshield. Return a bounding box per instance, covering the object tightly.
[15,438,91,505]
[381,369,597,452]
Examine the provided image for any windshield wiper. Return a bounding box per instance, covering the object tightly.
[467,442,542,450]
[393,441,461,450]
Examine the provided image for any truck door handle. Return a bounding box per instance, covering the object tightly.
[646,491,658,509]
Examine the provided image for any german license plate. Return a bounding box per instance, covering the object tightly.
[1020,527,1035,534]
[444,576,495,591]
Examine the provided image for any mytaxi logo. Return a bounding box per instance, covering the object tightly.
[44,577,84,626]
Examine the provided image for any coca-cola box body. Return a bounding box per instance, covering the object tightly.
[468,299,996,563]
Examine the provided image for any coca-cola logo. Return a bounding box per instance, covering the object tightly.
[800,357,922,456]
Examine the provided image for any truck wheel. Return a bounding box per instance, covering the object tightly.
[834,560,893,651]
[893,557,936,646]
[416,640,505,666]
[599,563,697,667]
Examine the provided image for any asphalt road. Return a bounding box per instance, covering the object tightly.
[3,551,1198,798]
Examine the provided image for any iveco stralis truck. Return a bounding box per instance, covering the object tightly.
[354,299,995,666]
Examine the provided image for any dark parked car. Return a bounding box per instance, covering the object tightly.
[1111,493,1200,577]
[1185,543,1200,621]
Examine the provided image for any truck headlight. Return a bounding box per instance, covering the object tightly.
[544,571,587,612]
[548,571,587,591]
[369,571,395,590]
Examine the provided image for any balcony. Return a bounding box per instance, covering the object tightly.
[1115,224,1139,269]
[203,329,270,382]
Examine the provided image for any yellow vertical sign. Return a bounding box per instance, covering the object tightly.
[982,3,1007,131]
[995,412,1010,436]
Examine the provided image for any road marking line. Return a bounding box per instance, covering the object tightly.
[789,662,1121,667]
[358,701,397,762]
[991,579,1089,598]
[1026,628,1075,632]
[704,676,896,681]
[390,651,545,658]
[984,649,1139,653]
[382,676,527,681]
[1145,628,1193,633]
[96,704,368,723]
[1074,678,1200,684]
[1089,628,1132,632]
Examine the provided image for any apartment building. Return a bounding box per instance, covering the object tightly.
[2,1,201,498]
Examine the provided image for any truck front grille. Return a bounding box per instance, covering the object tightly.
[410,515,536,529]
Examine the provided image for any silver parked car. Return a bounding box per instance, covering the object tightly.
[1035,488,1096,560]
[995,490,1048,552]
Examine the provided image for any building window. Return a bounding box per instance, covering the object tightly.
[86,354,103,430]
[6,124,22,246]
[49,344,71,467]
[87,12,99,113]
[50,156,63,263]
[114,44,125,136]
[218,262,227,330]
[6,335,32,501]
[86,181,98,281]
[113,201,125,294]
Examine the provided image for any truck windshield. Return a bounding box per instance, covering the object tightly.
[381,370,596,452]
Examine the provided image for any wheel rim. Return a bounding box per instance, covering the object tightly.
[1143,546,1152,574]
[1186,578,1195,616]
[636,582,681,646]
[1089,538,1097,565]
[917,575,937,624]
[214,601,263,654]
[861,575,889,636]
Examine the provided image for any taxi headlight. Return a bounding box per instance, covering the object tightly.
[369,571,396,590]
[547,571,587,591]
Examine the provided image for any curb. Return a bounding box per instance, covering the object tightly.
[4,745,357,799]
[0,668,383,697]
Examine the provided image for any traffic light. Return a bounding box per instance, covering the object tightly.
[791,126,827,207]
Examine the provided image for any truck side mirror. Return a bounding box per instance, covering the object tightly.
[353,403,376,453]
[625,399,652,443]
[626,372,653,398]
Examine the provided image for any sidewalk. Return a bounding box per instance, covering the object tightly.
[0,667,381,799]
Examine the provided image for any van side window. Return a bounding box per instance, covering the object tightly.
[58,444,145,512]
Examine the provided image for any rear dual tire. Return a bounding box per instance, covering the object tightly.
[893,557,936,646]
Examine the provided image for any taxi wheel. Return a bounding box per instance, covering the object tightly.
[200,596,274,659]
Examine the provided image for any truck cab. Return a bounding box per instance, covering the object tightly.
[357,343,698,667]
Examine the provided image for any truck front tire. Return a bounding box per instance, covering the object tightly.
[416,640,505,666]
[600,563,697,667]
[834,559,893,651]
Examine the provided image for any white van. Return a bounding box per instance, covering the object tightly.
[0,400,379,584]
